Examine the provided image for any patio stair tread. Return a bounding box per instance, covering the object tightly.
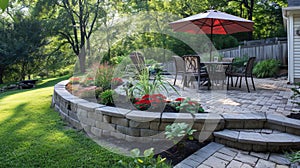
[214,129,300,143]
[213,129,300,152]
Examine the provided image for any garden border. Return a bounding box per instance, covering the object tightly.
[52,80,300,150]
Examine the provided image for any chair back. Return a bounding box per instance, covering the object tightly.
[129,52,145,74]
[172,56,185,73]
[182,55,200,73]
[245,57,256,76]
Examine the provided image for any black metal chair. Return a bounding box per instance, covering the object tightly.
[226,57,256,92]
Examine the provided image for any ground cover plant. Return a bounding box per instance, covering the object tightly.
[0,76,134,167]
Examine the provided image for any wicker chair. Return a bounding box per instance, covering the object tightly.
[182,55,210,90]
[129,52,146,75]
[172,55,185,86]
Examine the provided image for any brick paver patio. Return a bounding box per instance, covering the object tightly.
[168,77,298,116]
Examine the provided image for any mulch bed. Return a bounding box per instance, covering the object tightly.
[287,113,300,120]
[156,140,208,166]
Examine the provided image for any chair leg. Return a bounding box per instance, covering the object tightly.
[227,76,230,90]
[231,76,233,87]
[239,76,242,88]
[245,76,250,92]
[251,76,256,91]
[173,72,177,85]
[235,77,239,87]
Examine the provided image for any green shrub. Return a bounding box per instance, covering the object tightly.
[253,59,280,78]
[288,151,300,163]
[100,89,115,105]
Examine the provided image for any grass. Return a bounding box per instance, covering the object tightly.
[0,76,133,167]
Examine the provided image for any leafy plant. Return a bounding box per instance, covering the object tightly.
[118,148,170,168]
[288,151,300,163]
[129,69,178,98]
[165,123,196,143]
[100,89,115,105]
[174,97,204,114]
[253,59,280,78]
[94,63,114,91]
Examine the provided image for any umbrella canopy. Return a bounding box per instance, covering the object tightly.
[170,10,254,35]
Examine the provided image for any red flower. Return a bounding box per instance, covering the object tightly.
[142,94,150,99]
[175,98,185,102]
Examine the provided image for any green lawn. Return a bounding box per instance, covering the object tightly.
[0,76,132,167]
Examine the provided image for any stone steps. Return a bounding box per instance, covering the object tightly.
[214,129,300,152]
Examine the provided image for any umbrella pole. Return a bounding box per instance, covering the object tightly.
[210,19,213,62]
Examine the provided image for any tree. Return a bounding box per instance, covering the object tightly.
[54,0,104,73]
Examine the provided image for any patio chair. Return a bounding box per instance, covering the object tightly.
[129,51,146,75]
[172,55,185,86]
[182,55,210,90]
[226,57,256,92]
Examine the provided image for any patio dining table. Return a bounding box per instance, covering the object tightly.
[202,61,233,88]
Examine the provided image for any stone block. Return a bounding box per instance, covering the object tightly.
[202,156,229,168]
[81,123,91,133]
[161,113,194,122]
[102,130,111,136]
[149,122,171,131]
[238,132,266,145]
[269,154,291,165]
[96,121,116,132]
[244,120,264,129]
[252,144,267,152]
[129,120,150,129]
[213,152,234,161]
[125,135,151,143]
[265,123,286,132]
[111,131,126,140]
[226,160,243,168]
[192,123,204,130]
[196,131,214,142]
[68,111,79,121]
[91,127,102,137]
[111,117,129,127]
[80,117,96,126]
[116,125,140,137]
[98,106,130,118]
[77,108,88,118]
[103,115,111,123]
[126,110,160,122]
[214,130,239,141]
[256,159,276,168]
[140,129,159,137]
[286,127,300,136]
[225,121,244,129]
[235,152,258,167]
[77,102,103,111]
[87,111,97,119]
[218,147,238,157]
[94,111,103,121]
[250,152,269,160]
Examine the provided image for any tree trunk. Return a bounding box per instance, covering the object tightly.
[0,67,4,84]
[79,47,86,73]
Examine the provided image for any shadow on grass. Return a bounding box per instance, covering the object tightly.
[36,75,70,89]
[0,76,70,101]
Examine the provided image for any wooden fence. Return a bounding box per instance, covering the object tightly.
[219,41,288,65]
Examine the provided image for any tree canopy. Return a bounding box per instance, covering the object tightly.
[0,0,288,84]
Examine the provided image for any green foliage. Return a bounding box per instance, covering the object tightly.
[118,148,170,168]
[165,123,196,143]
[288,151,300,163]
[175,98,204,114]
[0,76,132,167]
[0,0,8,11]
[253,59,279,78]
[128,70,178,98]
[100,89,115,105]
[94,63,114,91]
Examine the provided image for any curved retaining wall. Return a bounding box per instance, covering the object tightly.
[52,81,227,143]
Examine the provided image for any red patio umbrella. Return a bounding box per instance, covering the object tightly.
[170,10,254,60]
